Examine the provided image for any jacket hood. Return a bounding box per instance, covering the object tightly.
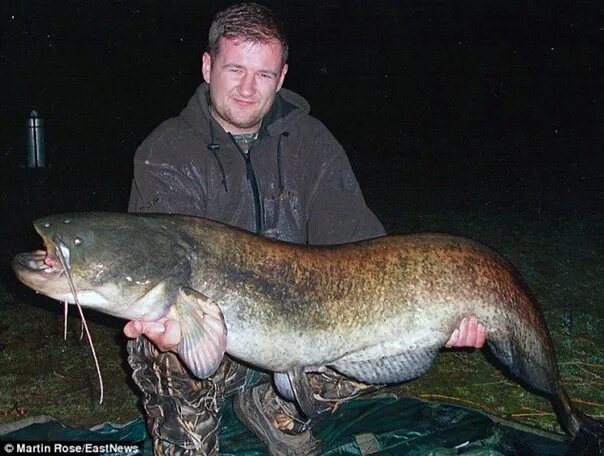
[180,83,311,138]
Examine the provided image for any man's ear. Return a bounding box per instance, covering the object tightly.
[202,52,212,84]
[276,63,288,91]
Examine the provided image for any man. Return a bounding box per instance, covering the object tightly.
[124,3,486,455]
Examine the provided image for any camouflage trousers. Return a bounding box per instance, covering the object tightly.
[127,337,376,456]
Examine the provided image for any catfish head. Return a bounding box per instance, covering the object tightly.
[13,212,193,321]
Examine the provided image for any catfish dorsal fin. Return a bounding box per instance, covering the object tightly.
[170,287,227,379]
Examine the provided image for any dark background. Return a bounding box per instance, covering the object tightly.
[1,0,602,248]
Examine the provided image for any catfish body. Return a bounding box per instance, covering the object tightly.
[12,212,604,445]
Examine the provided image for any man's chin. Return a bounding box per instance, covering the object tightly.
[228,116,263,132]
[213,105,265,133]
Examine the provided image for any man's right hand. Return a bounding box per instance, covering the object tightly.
[123,318,182,352]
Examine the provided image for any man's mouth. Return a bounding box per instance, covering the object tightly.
[233,97,257,107]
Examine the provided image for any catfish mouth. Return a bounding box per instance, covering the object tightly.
[13,245,66,282]
[13,239,98,306]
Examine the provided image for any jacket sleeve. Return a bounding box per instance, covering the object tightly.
[306,145,385,245]
[128,129,207,216]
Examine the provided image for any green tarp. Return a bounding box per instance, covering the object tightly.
[0,395,577,455]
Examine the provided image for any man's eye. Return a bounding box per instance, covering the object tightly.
[259,73,274,80]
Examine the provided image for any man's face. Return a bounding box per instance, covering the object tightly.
[202,37,288,135]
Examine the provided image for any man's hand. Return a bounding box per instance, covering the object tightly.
[123,318,182,352]
[445,316,486,348]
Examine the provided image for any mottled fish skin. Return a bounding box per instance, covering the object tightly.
[12,212,604,444]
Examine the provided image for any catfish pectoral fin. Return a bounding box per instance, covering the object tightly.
[171,286,227,379]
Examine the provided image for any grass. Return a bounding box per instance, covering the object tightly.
[0,208,602,437]
[0,291,140,427]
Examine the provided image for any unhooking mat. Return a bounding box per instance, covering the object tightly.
[0,395,587,455]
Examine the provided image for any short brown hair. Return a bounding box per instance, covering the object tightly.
[207,2,288,64]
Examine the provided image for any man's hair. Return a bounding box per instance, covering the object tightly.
[207,2,288,64]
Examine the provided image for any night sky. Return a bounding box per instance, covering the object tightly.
[1,1,602,241]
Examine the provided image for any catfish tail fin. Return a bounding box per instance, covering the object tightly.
[552,390,604,454]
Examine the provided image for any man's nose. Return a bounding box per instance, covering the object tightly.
[238,73,256,96]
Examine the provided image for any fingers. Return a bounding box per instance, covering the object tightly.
[123,320,144,338]
[122,318,182,352]
[445,317,487,348]
[158,319,182,351]
[464,316,487,348]
[446,317,470,347]
[475,321,487,347]
[464,317,477,347]
[444,328,459,348]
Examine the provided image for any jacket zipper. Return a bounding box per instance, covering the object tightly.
[228,134,263,234]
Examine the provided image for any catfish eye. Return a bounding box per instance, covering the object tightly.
[74,237,83,246]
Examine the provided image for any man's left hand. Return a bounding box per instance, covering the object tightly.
[445,316,486,348]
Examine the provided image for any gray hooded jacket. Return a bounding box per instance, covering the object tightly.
[129,84,384,244]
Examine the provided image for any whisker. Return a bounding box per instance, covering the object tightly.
[55,241,104,404]
[63,301,68,341]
